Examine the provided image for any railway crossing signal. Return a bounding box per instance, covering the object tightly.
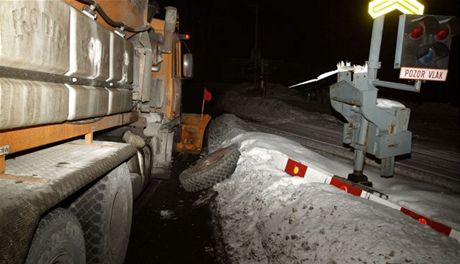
[292,1,458,184]
[330,1,458,185]
[395,15,459,81]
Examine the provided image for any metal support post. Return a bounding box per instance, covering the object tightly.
[348,117,371,184]
[373,79,422,92]
[368,16,385,80]
[353,117,369,173]
[85,132,94,145]
[380,157,395,178]
[0,155,5,174]
[347,16,385,186]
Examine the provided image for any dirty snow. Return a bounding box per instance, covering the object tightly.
[209,114,460,263]
[218,83,339,127]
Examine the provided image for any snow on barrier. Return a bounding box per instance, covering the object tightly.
[271,152,460,243]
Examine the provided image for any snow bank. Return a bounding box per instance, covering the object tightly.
[207,114,257,153]
[218,83,338,126]
[210,114,460,263]
[371,175,460,231]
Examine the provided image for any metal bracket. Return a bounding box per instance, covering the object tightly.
[0,145,9,156]
[353,143,367,151]
[161,118,180,131]
[373,79,422,92]
[115,27,126,38]
[0,145,7,174]
[82,5,97,20]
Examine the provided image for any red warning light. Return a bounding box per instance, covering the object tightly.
[435,28,449,40]
[179,34,191,40]
[409,25,423,39]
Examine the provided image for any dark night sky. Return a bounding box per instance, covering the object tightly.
[154,0,460,105]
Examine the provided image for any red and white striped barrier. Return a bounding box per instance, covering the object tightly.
[272,153,460,243]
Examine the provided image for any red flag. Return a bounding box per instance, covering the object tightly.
[203,88,212,102]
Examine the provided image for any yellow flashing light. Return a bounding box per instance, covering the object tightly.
[369,0,424,18]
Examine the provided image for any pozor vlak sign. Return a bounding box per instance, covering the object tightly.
[399,67,448,81]
[394,14,458,81]
[368,0,458,82]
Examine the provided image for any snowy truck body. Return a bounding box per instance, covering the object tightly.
[0,0,190,262]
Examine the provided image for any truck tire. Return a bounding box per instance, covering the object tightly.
[207,119,225,154]
[179,145,240,192]
[130,172,144,200]
[70,163,133,264]
[140,145,152,188]
[25,208,85,264]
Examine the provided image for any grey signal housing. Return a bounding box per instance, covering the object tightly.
[394,14,458,70]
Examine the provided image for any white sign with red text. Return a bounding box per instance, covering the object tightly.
[400,67,448,81]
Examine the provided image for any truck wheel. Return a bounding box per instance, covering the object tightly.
[140,145,152,188]
[207,119,224,154]
[179,145,240,192]
[70,163,133,264]
[25,208,85,264]
[127,146,152,200]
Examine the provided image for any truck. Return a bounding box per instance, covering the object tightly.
[0,0,207,263]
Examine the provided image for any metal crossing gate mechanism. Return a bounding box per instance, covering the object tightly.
[329,1,458,185]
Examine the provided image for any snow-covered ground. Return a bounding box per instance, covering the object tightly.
[215,82,460,192]
[209,114,460,263]
[216,82,460,151]
[218,83,339,128]
[206,81,460,262]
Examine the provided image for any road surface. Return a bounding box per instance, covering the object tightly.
[125,155,217,264]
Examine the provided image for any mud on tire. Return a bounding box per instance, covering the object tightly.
[179,144,240,192]
[25,208,85,264]
[207,117,227,153]
[70,163,133,264]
